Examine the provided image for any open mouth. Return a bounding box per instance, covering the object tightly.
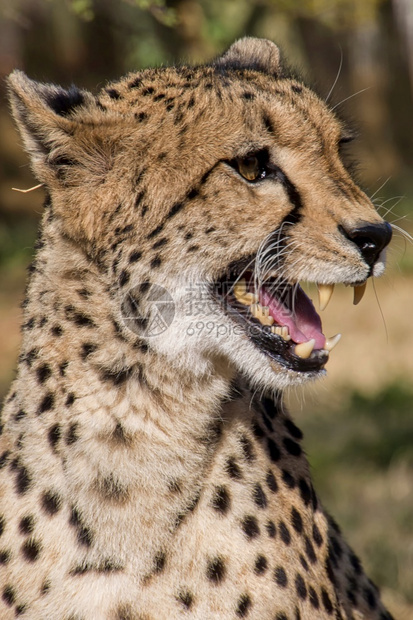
[214,266,366,373]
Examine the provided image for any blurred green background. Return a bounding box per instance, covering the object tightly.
[1,0,412,616]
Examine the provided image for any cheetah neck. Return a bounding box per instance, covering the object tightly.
[3,224,252,576]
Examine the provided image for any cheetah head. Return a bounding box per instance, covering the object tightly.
[8,38,392,391]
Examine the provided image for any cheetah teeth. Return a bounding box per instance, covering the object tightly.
[250,303,274,326]
[271,325,291,341]
[317,284,334,311]
[324,333,341,352]
[353,282,367,305]
[294,339,316,359]
[233,279,259,305]
[294,333,341,359]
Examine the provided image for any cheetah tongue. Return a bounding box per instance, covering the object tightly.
[260,284,326,350]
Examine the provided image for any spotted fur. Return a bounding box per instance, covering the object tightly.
[1,38,393,619]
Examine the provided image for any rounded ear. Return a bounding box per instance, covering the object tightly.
[215,37,281,76]
[7,71,92,185]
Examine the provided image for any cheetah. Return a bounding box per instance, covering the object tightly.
[1,38,394,619]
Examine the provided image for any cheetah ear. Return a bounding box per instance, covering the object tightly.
[215,37,281,76]
[7,70,91,185]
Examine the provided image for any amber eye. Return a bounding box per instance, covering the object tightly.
[237,155,262,182]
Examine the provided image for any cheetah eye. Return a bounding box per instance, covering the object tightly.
[234,151,269,182]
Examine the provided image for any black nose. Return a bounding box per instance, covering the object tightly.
[339,221,392,266]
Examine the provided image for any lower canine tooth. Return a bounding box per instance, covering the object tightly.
[353,282,367,305]
[295,339,316,359]
[325,333,341,352]
[318,284,335,311]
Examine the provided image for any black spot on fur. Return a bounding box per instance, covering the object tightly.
[38,392,54,415]
[211,486,231,515]
[267,438,281,462]
[166,201,185,219]
[129,250,142,263]
[69,507,93,547]
[279,520,291,545]
[292,84,303,93]
[59,360,69,376]
[14,409,26,422]
[48,423,61,450]
[119,270,130,287]
[206,556,226,583]
[236,593,251,617]
[177,590,193,609]
[295,573,307,599]
[240,434,255,461]
[309,586,320,609]
[252,483,267,509]
[65,305,95,328]
[321,587,334,614]
[305,536,317,564]
[254,554,268,575]
[1,451,11,470]
[66,423,79,445]
[241,515,260,539]
[266,520,276,538]
[51,324,63,337]
[19,515,35,535]
[313,523,323,547]
[299,477,311,505]
[0,516,5,537]
[283,418,303,439]
[0,550,11,564]
[36,363,51,383]
[15,464,32,494]
[225,456,242,480]
[2,584,15,606]
[40,580,51,596]
[291,507,303,534]
[147,223,164,239]
[150,256,162,269]
[283,437,302,456]
[349,551,362,575]
[65,392,75,407]
[46,86,84,117]
[274,566,288,587]
[153,551,166,573]
[42,490,62,515]
[282,469,296,489]
[81,342,97,359]
[106,88,120,99]
[21,538,42,561]
[266,470,278,493]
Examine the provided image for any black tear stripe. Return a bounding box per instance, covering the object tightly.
[145,164,218,240]
[265,167,303,261]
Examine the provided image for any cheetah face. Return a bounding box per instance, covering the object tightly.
[8,38,392,391]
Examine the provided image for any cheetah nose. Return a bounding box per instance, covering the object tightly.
[339,221,393,266]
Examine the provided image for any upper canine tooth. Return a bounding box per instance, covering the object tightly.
[325,333,341,352]
[318,284,335,311]
[295,339,316,359]
[353,282,367,305]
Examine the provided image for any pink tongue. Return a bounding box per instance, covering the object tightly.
[260,284,326,349]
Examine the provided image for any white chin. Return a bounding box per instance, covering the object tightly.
[372,250,387,277]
